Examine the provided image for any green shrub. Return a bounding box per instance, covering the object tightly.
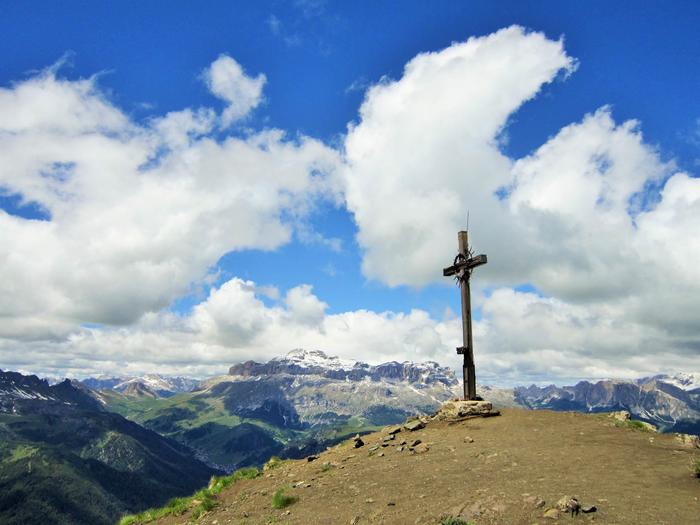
[271,488,298,509]
[320,462,333,472]
[694,459,700,478]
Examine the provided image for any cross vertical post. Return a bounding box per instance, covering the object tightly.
[443,230,487,401]
[458,231,476,401]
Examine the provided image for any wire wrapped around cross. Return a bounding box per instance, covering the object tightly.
[451,245,475,284]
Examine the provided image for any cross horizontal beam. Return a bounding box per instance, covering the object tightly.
[442,254,488,277]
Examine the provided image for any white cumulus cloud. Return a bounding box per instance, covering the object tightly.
[0,61,339,340]
[1,27,699,385]
[203,54,266,126]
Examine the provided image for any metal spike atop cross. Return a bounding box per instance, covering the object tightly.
[443,230,487,401]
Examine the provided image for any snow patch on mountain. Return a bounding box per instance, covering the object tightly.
[229,349,458,386]
[649,373,700,391]
[277,349,358,371]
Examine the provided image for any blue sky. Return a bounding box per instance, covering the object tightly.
[0,2,699,384]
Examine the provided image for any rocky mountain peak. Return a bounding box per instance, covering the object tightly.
[228,349,457,386]
[122,381,160,398]
[276,349,359,371]
[0,370,103,414]
[641,372,700,392]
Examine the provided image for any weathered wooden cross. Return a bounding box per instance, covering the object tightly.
[443,230,487,401]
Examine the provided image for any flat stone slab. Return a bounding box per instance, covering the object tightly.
[433,399,500,421]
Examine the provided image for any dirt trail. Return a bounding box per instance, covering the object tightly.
[156,408,699,525]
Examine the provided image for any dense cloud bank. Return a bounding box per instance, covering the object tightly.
[1,27,699,382]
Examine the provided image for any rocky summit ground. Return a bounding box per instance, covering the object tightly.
[151,408,699,525]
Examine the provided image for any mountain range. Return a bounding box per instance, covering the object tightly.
[86,350,699,471]
[81,374,199,398]
[3,350,698,524]
[0,369,216,525]
[86,350,700,435]
[514,373,700,434]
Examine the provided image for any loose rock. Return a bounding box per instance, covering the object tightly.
[675,433,700,448]
[543,508,560,519]
[434,400,499,420]
[412,443,430,454]
[609,410,631,422]
[404,419,425,432]
[556,496,581,516]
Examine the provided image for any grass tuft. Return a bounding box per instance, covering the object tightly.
[271,488,298,509]
[694,459,700,478]
[440,518,474,525]
[118,467,259,525]
[263,455,284,471]
[613,419,654,432]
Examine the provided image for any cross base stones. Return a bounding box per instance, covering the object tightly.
[433,399,500,422]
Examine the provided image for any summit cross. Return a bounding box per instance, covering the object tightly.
[443,230,487,401]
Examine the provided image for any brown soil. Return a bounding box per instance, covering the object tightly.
[155,408,699,525]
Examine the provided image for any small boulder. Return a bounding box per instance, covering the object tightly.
[412,443,430,454]
[675,433,700,448]
[609,410,631,422]
[404,419,425,432]
[543,508,559,519]
[556,496,581,516]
